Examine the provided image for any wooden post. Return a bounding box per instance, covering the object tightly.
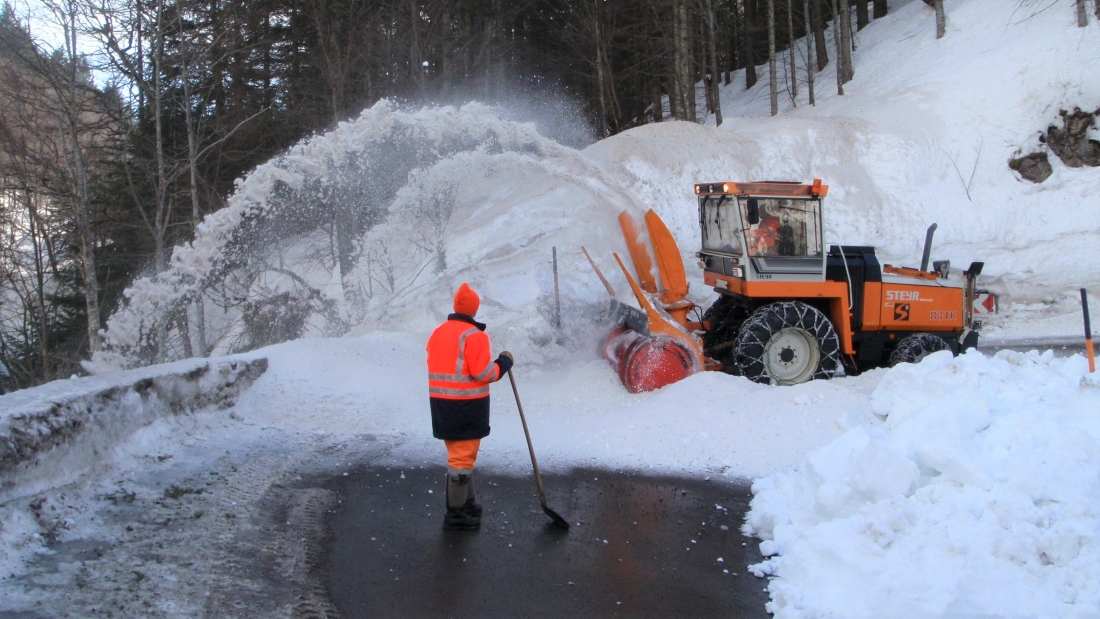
[553,247,562,329]
[1083,288,1095,373]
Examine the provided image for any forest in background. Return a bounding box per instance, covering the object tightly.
[1,0,1091,391]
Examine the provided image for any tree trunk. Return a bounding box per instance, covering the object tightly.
[1076,0,1087,26]
[673,0,694,120]
[670,2,683,118]
[594,0,608,135]
[768,0,777,115]
[179,10,208,359]
[704,0,723,125]
[805,0,815,105]
[1095,0,1100,23]
[873,0,887,19]
[856,0,869,30]
[744,0,758,89]
[152,0,170,361]
[832,0,844,95]
[60,6,102,352]
[27,194,49,380]
[934,0,945,38]
[726,0,738,84]
[839,0,853,83]
[787,0,797,100]
[813,0,828,71]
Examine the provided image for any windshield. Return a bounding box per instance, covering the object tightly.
[740,198,822,258]
[700,196,743,255]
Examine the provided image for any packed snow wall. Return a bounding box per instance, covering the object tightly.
[0,357,267,502]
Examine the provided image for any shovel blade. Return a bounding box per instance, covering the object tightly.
[540,498,570,530]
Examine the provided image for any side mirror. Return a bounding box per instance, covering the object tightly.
[746,198,760,225]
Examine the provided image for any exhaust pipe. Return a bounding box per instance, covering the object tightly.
[920,223,938,272]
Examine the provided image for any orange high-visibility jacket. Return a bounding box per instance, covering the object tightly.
[427,316,501,399]
[426,314,509,440]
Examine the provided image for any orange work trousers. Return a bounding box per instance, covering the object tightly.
[444,438,481,470]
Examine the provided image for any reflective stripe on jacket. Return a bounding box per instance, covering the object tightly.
[426,314,501,400]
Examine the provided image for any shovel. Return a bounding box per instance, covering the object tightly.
[506,370,570,530]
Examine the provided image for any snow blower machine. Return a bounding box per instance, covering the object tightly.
[586,179,984,392]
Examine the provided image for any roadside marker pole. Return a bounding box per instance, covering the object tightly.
[1083,288,1096,373]
[553,247,561,329]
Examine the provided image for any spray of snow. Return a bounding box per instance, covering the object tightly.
[89,102,644,373]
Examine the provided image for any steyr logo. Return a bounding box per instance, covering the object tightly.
[886,290,921,301]
[894,304,911,321]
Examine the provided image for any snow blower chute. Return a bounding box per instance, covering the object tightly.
[587,180,985,392]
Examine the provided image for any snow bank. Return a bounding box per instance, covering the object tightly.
[0,356,267,502]
[743,350,1100,618]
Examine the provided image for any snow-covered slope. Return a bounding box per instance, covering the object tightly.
[589,0,1100,339]
[91,0,1099,373]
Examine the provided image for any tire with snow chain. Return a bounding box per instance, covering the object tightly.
[733,301,841,385]
[888,333,951,366]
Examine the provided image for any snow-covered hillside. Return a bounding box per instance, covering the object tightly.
[90,0,1099,373]
[3,0,1099,617]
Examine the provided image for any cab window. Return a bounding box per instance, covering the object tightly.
[700,196,742,255]
[740,198,822,258]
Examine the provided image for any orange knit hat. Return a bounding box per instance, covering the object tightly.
[453,282,480,317]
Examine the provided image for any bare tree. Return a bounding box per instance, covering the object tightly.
[700,0,723,125]
[839,0,853,83]
[804,0,815,105]
[768,0,777,115]
[744,0,758,89]
[856,0,869,29]
[23,0,108,353]
[832,0,843,94]
[813,0,828,71]
[1077,0,1088,26]
[873,0,887,19]
[787,0,797,100]
[672,0,694,120]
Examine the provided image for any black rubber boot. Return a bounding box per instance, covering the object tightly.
[464,473,483,519]
[443,469,480,531]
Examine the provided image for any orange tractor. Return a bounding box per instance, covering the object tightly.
[586,180,984,392]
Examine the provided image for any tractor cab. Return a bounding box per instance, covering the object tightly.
[697,181,827,284]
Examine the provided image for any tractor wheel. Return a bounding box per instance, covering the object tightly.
[733,301,841,385]
[701,295,751,371]
[888,333,950,366]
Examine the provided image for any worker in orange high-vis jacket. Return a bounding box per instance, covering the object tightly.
[426,282,513,531]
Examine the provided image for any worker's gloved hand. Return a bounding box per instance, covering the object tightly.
[495,351,514,375]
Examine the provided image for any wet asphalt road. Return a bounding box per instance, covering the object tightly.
[322,466,770,619]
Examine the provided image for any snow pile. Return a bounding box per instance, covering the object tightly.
[743,350,1100,618]
[0,357,266,503]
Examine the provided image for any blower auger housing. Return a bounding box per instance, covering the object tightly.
[588,179,983,392]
